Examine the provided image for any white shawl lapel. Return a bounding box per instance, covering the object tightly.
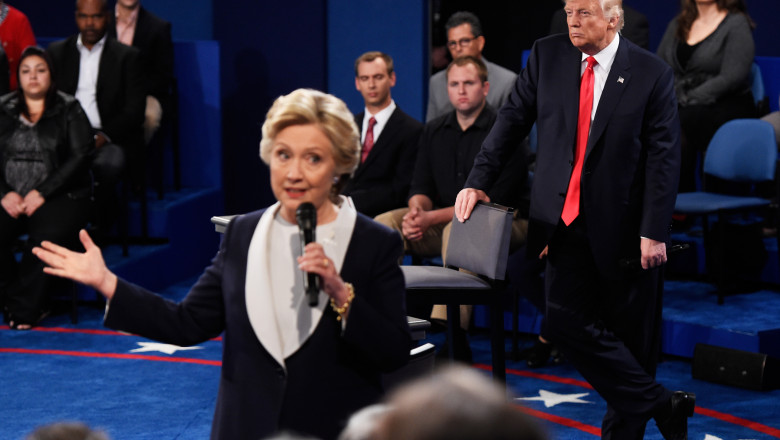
[244,197,358,368]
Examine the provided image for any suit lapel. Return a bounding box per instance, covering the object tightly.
[586,38,631,159]
[561,45,583,153]
[359,108,400,172]
[62,38,82,94]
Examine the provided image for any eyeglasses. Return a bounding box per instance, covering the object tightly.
[447,37,476,49]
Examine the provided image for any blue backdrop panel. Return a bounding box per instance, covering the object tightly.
[327,0,428,122]
[214,0,327,214]
[175,40,222,189]
[144,0,213,40]
[756,56,780,112]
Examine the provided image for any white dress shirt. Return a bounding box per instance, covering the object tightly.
[75,34,106,129]
[581,33,620,121]
[361,99,396,145]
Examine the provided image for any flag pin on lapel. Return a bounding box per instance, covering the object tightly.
[617,76,624,84]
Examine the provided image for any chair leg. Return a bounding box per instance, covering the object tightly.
[445,304,460,365]
[490,297,506,383]
[70,282,78,324]
[119,180,129,257]
[716,212,726,305]
[508,286,521,361]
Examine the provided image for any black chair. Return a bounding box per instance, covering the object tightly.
[401,201,514,382]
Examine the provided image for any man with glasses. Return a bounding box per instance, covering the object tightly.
[426,11,517,122]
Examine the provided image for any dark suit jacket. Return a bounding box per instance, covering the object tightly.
[47,35,145,151]
[467,34,680,277]
[549,5,650,50]
[104,209,411,440]
[343,107,422,218]
[108,7,174,106]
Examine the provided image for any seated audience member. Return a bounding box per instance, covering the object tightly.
[0,1,37,92]
[26,422,110,440]
[34,88,411,440]
[0,47,94,330]
[549,3,649,49]
[657,0,756,192]
[47,0,145,229]
[373,365,548,440]
[342,52,423,218]
[109,0,174,143]
[426,11,517,122]
[376,56,528,362]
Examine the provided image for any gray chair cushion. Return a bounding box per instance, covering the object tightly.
[401,266,491,289]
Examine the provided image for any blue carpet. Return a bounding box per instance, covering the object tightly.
[2,277,780,439]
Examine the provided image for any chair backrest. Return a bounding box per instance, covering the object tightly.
[703,119,777,183]
[444,201,513,280]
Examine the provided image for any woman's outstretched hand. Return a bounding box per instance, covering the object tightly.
[33,229,118,299]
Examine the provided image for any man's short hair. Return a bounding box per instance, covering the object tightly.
[445,11,483,38]
[563,0,624,31]
[446,56,488,84]
[354,51,394,77]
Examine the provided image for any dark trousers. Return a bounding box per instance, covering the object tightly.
[678,91,755,192]
[0,194,92,324]
[543,220,672,439]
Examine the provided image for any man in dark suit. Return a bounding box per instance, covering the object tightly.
[110,0,174,143]
[342,51,423,218]
[47,0,145,222]
[455,1,694,438]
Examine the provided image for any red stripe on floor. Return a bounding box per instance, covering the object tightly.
[478,362,780,437]
[473,363,593,389]
[696,407,780,438]
[0,325,223,341]
[516,405,601,436]
[0,348,222,366]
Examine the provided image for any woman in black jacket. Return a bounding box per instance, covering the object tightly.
[0,46,94,329]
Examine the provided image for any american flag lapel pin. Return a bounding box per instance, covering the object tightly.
[617,76,624,84]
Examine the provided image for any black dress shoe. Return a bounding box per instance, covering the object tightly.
[655,391,696,440]
[523,340,553,368]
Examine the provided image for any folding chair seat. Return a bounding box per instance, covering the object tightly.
[401,201,513,382]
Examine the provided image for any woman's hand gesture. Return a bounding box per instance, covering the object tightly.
[33,229,118,299]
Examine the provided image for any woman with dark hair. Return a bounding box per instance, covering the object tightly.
[657,0,756,193]
[0,46,94,330]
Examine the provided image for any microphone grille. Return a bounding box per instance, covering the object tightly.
[295,202,317,228]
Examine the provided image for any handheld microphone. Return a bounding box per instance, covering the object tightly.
[295,202,320,306]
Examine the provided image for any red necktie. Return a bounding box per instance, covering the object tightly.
[561,56,597,226]
[361,116,376,163]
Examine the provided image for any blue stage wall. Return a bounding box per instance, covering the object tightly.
[20,0,780,215]
[327,0,428,122]
[214,0,327,214]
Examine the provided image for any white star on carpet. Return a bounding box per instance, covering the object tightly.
[515,389,594,408]
[130,342,204,355]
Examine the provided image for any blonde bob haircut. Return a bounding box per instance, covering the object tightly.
[259,89,361,200]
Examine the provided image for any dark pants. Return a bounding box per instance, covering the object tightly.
[678,91,756,192]
[91,142,126,231]
[0,194,92,324]
[543,220,672,439]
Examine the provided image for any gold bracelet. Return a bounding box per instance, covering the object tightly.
[330,283,355,321]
